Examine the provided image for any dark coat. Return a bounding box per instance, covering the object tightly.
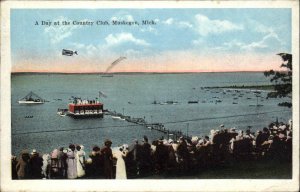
[16,151,31,179]
[29,153,43,179]
[101,146,113,179]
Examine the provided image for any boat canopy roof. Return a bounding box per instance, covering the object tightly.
[69,103,103,107]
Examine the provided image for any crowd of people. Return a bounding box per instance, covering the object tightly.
[11,120,293,179]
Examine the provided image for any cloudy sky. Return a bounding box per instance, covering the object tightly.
[11,9,291,73]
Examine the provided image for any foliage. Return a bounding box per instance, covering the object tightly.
[264,53,292,108]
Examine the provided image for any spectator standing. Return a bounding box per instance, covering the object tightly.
[29,149,43,179]
[101,139,113,179]
[66,144,77,179]
[140,136,152,175]
[76,145,86,178]
[16,150,31,179]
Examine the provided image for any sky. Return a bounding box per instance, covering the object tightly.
[11,9,291,73]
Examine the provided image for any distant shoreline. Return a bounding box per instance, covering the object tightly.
[203,84,275,91]
[11,71,267,75]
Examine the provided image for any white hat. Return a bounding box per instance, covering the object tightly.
[123,144,129,149]
[80,145,84,150]
[198,139,204,145]
[191,136,199,143]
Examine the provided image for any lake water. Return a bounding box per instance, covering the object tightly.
[11,72,292,155]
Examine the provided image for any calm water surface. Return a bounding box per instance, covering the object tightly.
[11,73,292,155]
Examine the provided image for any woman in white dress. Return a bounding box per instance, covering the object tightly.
[66,144,77,179]
[113,145,128,179]
[76,145,86,178]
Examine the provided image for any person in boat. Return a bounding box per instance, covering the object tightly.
[101,139,113,179]
[66,144,77,179]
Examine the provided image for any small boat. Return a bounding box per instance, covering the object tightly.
[18,91,45,104]
[112,116,122,120]
[232,102,238,104]
[160,101,178,105]
[57,111,66,117]
[188,101,199,104]
[249,104,264,107]
[167,101,178,104]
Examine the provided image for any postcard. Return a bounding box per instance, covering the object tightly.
[1,1,299,191]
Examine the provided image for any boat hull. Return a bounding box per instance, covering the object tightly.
[18,101,44,104]
[67,112,103,118]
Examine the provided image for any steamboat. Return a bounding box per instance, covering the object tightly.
[66,98,104,118]
[18,91,45,104]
